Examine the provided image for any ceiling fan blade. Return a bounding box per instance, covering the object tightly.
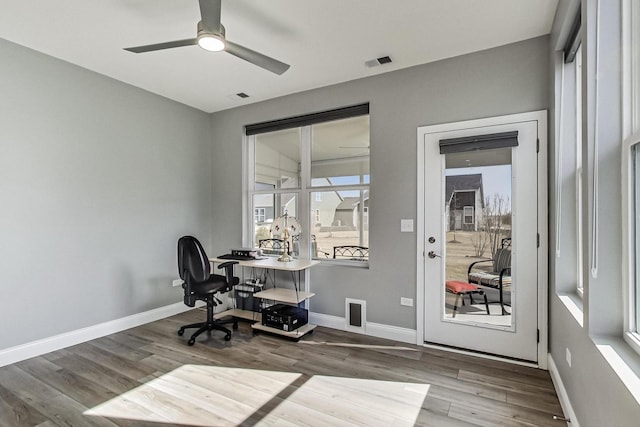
[225,40,290,75]
[199,0,222,32]
[124,38,197,53]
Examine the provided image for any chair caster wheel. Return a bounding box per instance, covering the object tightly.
[178,328,185,336]
[187,338,195,346]
[232,322,238,330]
[224,334,231,341]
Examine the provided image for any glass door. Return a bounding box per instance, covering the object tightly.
[423,119,540,362]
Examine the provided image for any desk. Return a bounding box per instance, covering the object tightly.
[211,256,319,271]
[210,257,319,339]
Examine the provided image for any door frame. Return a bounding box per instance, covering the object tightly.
[415,110,548,368]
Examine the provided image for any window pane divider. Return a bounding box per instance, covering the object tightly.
[251,188,302,195]
[311,184,370,192]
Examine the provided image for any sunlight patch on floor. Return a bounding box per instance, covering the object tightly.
[261,375,430,426]
[84,365,429,426]
[85,365,301,426]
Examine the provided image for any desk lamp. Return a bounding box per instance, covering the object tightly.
[271,211,301,262]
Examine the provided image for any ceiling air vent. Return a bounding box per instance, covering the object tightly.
[365,55,393,68]
[236,92,250,99]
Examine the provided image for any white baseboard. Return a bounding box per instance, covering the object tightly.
[310,312,345,330]
[1,307,416,368]
[0,301,200,368]
[548,353,579,426]
[310,312,417,344]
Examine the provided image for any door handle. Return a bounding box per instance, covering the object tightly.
[427,251,441,259]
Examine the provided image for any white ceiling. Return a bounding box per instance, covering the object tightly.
[0,0,559,113]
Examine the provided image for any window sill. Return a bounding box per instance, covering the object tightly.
[313,259,369,268]
[557,291,584,328]
[592,335,640,406]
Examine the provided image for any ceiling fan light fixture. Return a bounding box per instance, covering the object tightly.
[197,33,225,51]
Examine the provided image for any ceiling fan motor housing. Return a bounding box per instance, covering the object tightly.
[198,20,225,38]
[197,21,226,51]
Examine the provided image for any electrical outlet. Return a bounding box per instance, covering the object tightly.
[172,279,184,287]
[566,348,572,367]
[400,297,414,307]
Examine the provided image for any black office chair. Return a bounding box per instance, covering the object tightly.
[177,236,239,345]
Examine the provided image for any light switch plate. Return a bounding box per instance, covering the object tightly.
[400,219,414,232]
[400,297,414,307]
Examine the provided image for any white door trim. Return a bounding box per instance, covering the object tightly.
[416,110,548,368]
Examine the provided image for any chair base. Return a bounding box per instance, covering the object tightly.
[178,320,236,345]
[178,296,238,345]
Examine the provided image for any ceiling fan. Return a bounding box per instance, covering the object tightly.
[123,0,290,75]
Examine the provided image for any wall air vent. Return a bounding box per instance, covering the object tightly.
[345,298,366,333]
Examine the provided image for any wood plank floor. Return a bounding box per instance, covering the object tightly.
[0,309,566,426]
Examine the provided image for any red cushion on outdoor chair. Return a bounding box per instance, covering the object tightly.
[446,280,480,294]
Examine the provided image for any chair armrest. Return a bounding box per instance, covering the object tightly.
[467,259,492,276]
[216,261,239,269]
[498,267,511,289]
[217,261,239,285]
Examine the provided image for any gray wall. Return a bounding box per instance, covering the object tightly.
[547,0,640,425]
[0,38,212,350]
[210,36,549,329]
[4,18,637,424]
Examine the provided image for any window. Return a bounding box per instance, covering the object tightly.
[245,105,370,262]
[555,9,584,298]
[633,145,640,335]
[624,136,640,354]
[463,206,474,224]
[623,0,640,354]
[254,208,266,223]
[575,44,584,296]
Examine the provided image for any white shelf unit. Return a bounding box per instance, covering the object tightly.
[252,287,316,339]
[214,308,261,322]
[253,288,314,303]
